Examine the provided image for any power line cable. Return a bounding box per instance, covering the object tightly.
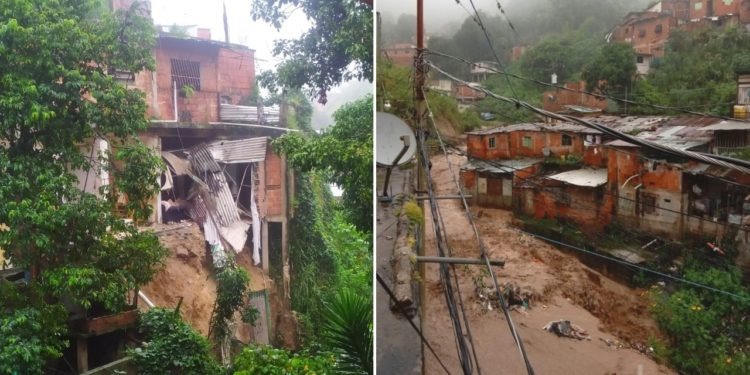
[429,63,750,232]
[421,86,750,304]
[425,48,750,122]
[423,88,536,375]
[376,273,453,375]
[417,126,479,374]
[427,61,750,174]
[461,0,519,98]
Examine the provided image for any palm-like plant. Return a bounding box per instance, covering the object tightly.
[322,290,373,374]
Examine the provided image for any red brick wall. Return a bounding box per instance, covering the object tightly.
[461,169,476,189]
[712,0,741,17]
[583,145,607,167]
[690,0,708,18]
[467,133,511,160]
[217,48,255,105]
[741,0,750,23]
[531,185,613,232]
[641,162,682,192]
[542,81,608,113]
[134,40,254,123]
[509,131,584,158]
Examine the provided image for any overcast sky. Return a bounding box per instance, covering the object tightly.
[151,0,372,130]
[378,0,500,32]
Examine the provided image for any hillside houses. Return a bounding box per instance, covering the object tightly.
[609,0,750,73]
[460,115,750,266]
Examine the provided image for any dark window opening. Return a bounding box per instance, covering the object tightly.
[268,222,283,284]
[170,59,201,91]
[655,24,663,33]
[639,29,646,38]
[637,56,645,64]
[488,136,497,149]
[562,134,572,146]
[639,192,657,215]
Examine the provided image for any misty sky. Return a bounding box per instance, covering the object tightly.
[151,0,372,130]
[378,0,501,34]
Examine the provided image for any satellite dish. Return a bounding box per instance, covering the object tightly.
[376,112,417,166]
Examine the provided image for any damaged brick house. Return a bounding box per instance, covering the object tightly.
[76,0,292,308]
[460,116,750,266]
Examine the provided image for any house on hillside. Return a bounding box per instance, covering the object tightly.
[609,0,750,74]
[460,115,750,266]
[542,81,608,114]
[382,43,416,67]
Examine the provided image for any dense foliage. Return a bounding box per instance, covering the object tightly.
[0,0,166,368]
[232,345,337,374]
[210,263,250,343]
[130,308,222,375]
[630,26,750,116]
[322,290,373,374]
[273,95,373,231]
[378,62,481,131]
[251,0,373,103]
[651,259,750,374]
[582,42,636,97]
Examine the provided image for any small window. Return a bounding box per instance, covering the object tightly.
[655,24,663,33]
[561,134,572,146]
[170,59,201,91]
[636,56,645,64]
[640,192,657,215]
[488,136,496,149]
[639,29,646,38]
[522,136,533,148]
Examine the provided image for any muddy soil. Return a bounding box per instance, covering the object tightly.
[421,153,674,374]
[140,222,274,342]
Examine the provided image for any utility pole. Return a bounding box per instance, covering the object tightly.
[414,1,427,373]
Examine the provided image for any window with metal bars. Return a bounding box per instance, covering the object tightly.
[170,59,201,91]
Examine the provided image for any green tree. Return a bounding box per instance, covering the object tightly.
[582,42,636,98]
[0,1,166,370]
[251,0,373,103]
[273,95,373,231]
[130,308,222,375]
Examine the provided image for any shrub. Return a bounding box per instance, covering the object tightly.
[130,308,221,375]
[231,345,337,375]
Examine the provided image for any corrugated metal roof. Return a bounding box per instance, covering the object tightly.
[547,168,608,187]
[700,120,750,131]
[208,137,268,164]
[462,158,542,174]
[188,144,222,173]
[466,122,601,135]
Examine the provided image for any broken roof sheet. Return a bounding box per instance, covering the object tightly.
[547,168,608,187]
[162,151,191,175]
[700,120,750,131]
[208,137,268,164]
[462,158,542,174]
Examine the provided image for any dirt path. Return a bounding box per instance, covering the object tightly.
[421,153,674,374]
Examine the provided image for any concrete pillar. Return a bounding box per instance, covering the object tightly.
[76,338,88,373]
